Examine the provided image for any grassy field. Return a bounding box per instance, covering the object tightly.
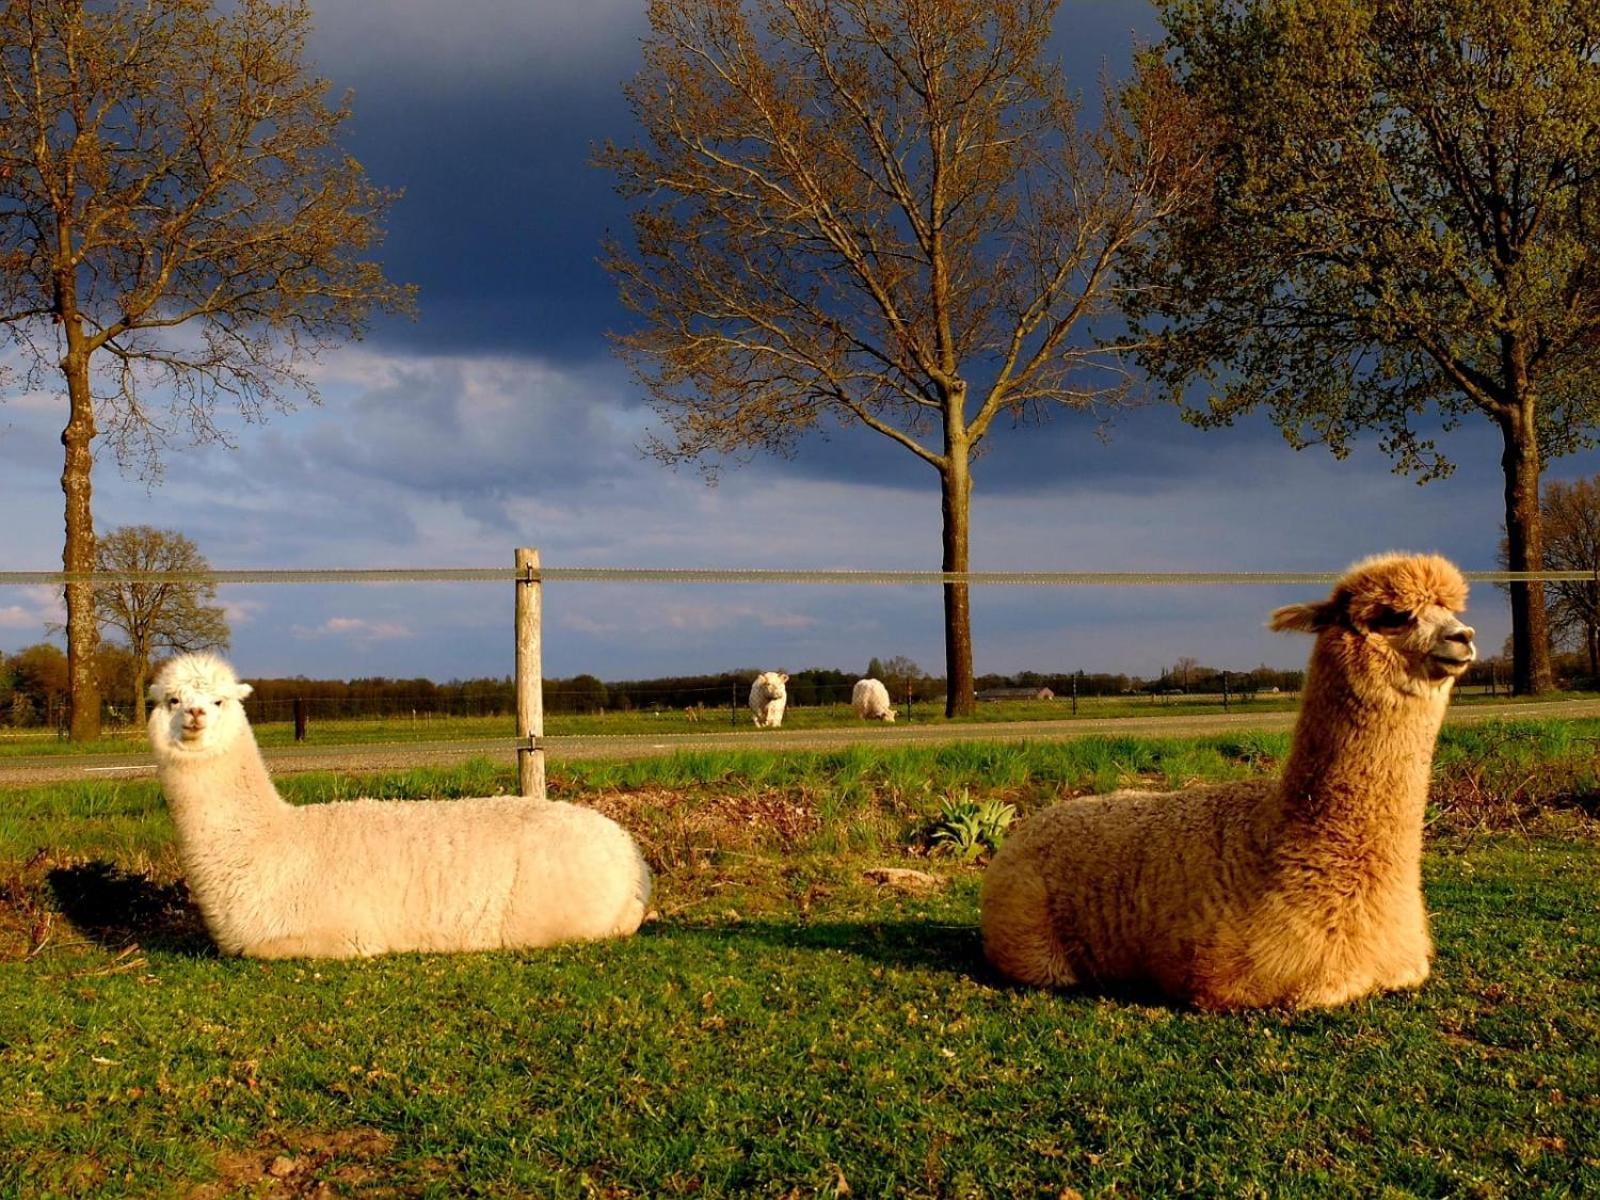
[4,686,1590,759]
[2,727,1597,1196]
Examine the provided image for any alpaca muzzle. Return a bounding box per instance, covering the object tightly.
[1429,623,1476,673]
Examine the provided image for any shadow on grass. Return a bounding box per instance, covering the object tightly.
[640,917,1189,1007]
[46,860,214,956]
[646,916,987,977]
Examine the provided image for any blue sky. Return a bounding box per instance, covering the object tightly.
[3,0,1596,684]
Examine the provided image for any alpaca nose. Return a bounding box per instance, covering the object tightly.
[187,706,207,719]
[1444,624,1476,649]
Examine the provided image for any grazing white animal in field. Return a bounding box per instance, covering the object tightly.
[851,678,897,722]
[981,553,1475,1010]
[748,671,789,728]
[147,653,652,959]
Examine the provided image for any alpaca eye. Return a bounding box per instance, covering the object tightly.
[168,698,180,708]
[1368,609,1414,632]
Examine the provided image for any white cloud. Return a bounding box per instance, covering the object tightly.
[292,617,414,642]
[0,605,38,630]
[309,0,648,90]
[221,599,267,627]
[0,587,65,644]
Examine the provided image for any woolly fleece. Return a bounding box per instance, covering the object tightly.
[979,552,1476,1010]
[148,653,652,959]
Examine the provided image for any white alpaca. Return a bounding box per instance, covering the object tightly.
[147,653,651,959]
[851,678,897,722]
[748,671,788,728]
[981,553,1475,1010]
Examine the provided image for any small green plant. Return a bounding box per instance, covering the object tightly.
[927,790,1016,862]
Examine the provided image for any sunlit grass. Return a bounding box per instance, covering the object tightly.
[1,724,1597,1196]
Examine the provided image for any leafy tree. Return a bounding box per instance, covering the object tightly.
[95,525,231,717]
[9,642,69,726]
[0,0,415,739]
[602,0,1206,715]
[877,655,924,703]
[1129,0,1600,694]
[563,674,610,714]
[93,640,140,723]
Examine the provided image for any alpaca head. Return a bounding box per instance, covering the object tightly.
[757,671,788,699]
[148,652,255,761]
[1269,553,1475,696]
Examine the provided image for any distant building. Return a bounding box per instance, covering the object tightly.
[975,687,1055,702]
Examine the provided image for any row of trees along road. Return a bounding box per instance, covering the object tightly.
[603,0,1600,712]
[0,0,413,740]
[6,0,1599,735]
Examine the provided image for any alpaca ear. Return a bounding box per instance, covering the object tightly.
[233,682,254,701]
[1268,601,1336,634]
[779,673,789,682]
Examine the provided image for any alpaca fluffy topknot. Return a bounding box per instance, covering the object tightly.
[150,651,252,700]
[1334,552,1469,623]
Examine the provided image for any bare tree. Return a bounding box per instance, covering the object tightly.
[95,525,231,717]
[600,0,1205,716]
[1536,478,1600,678]
[0,0,415,739]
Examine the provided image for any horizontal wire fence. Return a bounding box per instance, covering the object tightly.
[2,563,1586,735]
[2,567,1597,586]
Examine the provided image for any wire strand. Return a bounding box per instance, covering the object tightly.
[2,566,1595,587]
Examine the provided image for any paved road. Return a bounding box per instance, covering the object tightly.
[6,698,1600,786]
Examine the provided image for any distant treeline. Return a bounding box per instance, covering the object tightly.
[1,643,1586,729]
[234,664,1308,722]
[238,667,879,721]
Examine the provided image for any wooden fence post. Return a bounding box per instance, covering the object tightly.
[515,547,546,799]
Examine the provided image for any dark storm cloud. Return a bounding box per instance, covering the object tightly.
[308,0,1164,363]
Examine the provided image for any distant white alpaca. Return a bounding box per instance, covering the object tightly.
[981,553,1476,1010]
[851,678,897,722]
[749,671,788,728]
[147,653,651,959]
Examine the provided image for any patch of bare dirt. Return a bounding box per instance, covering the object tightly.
[591,787,823,858]
[187,1128,419,1199]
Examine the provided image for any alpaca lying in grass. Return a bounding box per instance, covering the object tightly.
[147,653,651,959]
[980,553,1476,1010]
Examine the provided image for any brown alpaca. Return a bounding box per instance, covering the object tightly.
[979,553,1476,1010]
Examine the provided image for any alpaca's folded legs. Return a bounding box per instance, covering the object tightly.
[243,930,370,960]
[981,866,1079,988]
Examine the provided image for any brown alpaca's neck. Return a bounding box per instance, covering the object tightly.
[1274,640,1449,851]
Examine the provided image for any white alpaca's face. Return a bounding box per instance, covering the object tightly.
[148,661,254,759]
[759,672,787,700]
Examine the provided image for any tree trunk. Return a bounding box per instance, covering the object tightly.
[61,349,102,740]
[940,443,976,717]
[1499,411,1553,695]
[133,662,147,727]
[1588,622,1599,680]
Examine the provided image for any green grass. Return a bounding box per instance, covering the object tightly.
[2,731,1597,1197]
[0,693,1309,758]
[3,685,1592,760]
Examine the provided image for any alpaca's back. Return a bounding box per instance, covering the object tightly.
[253,795,650,957]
